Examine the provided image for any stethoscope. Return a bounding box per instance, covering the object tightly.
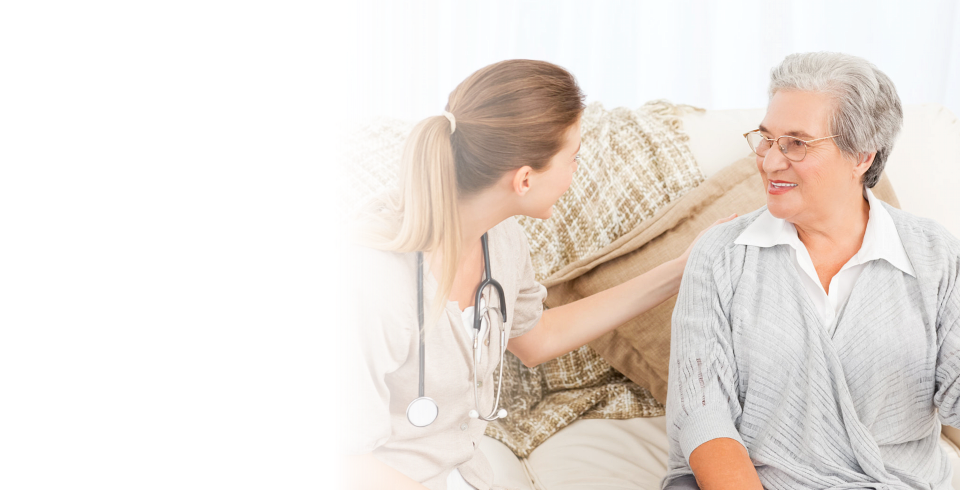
[406,233,509,428]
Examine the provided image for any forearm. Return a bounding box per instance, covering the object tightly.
[342,453,430,490]
[688,438,762,490]
[511,257,684,366]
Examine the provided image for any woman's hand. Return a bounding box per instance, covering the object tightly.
[678,214,738,265]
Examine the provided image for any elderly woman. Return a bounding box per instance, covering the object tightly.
[663,52,960,490]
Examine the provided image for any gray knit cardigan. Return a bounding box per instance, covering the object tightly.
[664,203,960,490]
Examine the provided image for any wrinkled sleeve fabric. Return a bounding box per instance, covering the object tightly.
[341,246,413,455]
[508,220,547,339]
[665,226,746,470]
[935,249,960,428]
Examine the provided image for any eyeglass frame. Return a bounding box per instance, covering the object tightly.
[743,129,840,162]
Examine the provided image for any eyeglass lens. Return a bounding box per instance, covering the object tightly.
[746,132,807,162]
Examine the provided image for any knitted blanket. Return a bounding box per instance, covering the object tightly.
[519,101,704,284]
[343,101,704,458]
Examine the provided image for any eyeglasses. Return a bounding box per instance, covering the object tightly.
[743,130,839,162]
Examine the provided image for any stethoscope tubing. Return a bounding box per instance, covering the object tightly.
[406,250,437,428]
[416,251,425,398]
[473,233,508,331]
[407,233,509,427]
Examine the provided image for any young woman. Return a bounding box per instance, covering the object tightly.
[343,59,732,490]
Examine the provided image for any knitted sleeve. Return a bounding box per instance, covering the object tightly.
[665,224,746,470]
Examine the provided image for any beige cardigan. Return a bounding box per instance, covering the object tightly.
[343,217,547,490]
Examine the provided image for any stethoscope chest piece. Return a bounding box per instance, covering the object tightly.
[406,396,439,427]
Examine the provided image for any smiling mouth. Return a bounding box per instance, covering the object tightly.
[770,182,797,188]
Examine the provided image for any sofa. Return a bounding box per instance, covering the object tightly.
[481,103,960,490]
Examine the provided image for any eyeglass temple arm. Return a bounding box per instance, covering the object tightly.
[743,129,839,143]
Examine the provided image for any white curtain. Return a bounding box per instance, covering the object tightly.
[354,0,960,121]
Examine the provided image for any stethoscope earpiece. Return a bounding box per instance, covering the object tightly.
[468,408,506,420]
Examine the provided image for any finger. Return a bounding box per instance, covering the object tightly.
[712,214,738,225]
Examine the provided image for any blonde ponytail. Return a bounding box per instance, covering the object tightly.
[355,115,463,324]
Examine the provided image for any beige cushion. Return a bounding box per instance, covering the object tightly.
[944,425,960,451]
[525,418,669,490]
[546,155,898,403]
[485,418,960,490]
[943,432,960,490]
[479,436,535,490]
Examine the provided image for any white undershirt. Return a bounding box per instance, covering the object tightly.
[447,300,487,490]
[735,187,915,333]
[460,297,487,339]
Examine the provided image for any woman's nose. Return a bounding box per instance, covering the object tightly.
[761,144,791,174]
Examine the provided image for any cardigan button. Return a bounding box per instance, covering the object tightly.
[460,423,468,431]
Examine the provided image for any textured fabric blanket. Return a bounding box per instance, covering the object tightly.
[343,101,704,459]
[483,344,664,459]
[518,101,704,284]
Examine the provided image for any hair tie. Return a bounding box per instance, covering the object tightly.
[442,110,456,134]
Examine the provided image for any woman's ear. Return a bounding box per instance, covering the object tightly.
[511,166,534,196]
[853,152,876,179]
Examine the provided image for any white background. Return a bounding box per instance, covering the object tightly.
[356,0,960,122]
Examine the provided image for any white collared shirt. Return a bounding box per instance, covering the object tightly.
[734,187,915,333]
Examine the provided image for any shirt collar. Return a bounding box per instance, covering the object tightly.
[734,187,915,277]
[860,187,915,276]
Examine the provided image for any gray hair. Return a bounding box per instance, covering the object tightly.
[769,52,903,188]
